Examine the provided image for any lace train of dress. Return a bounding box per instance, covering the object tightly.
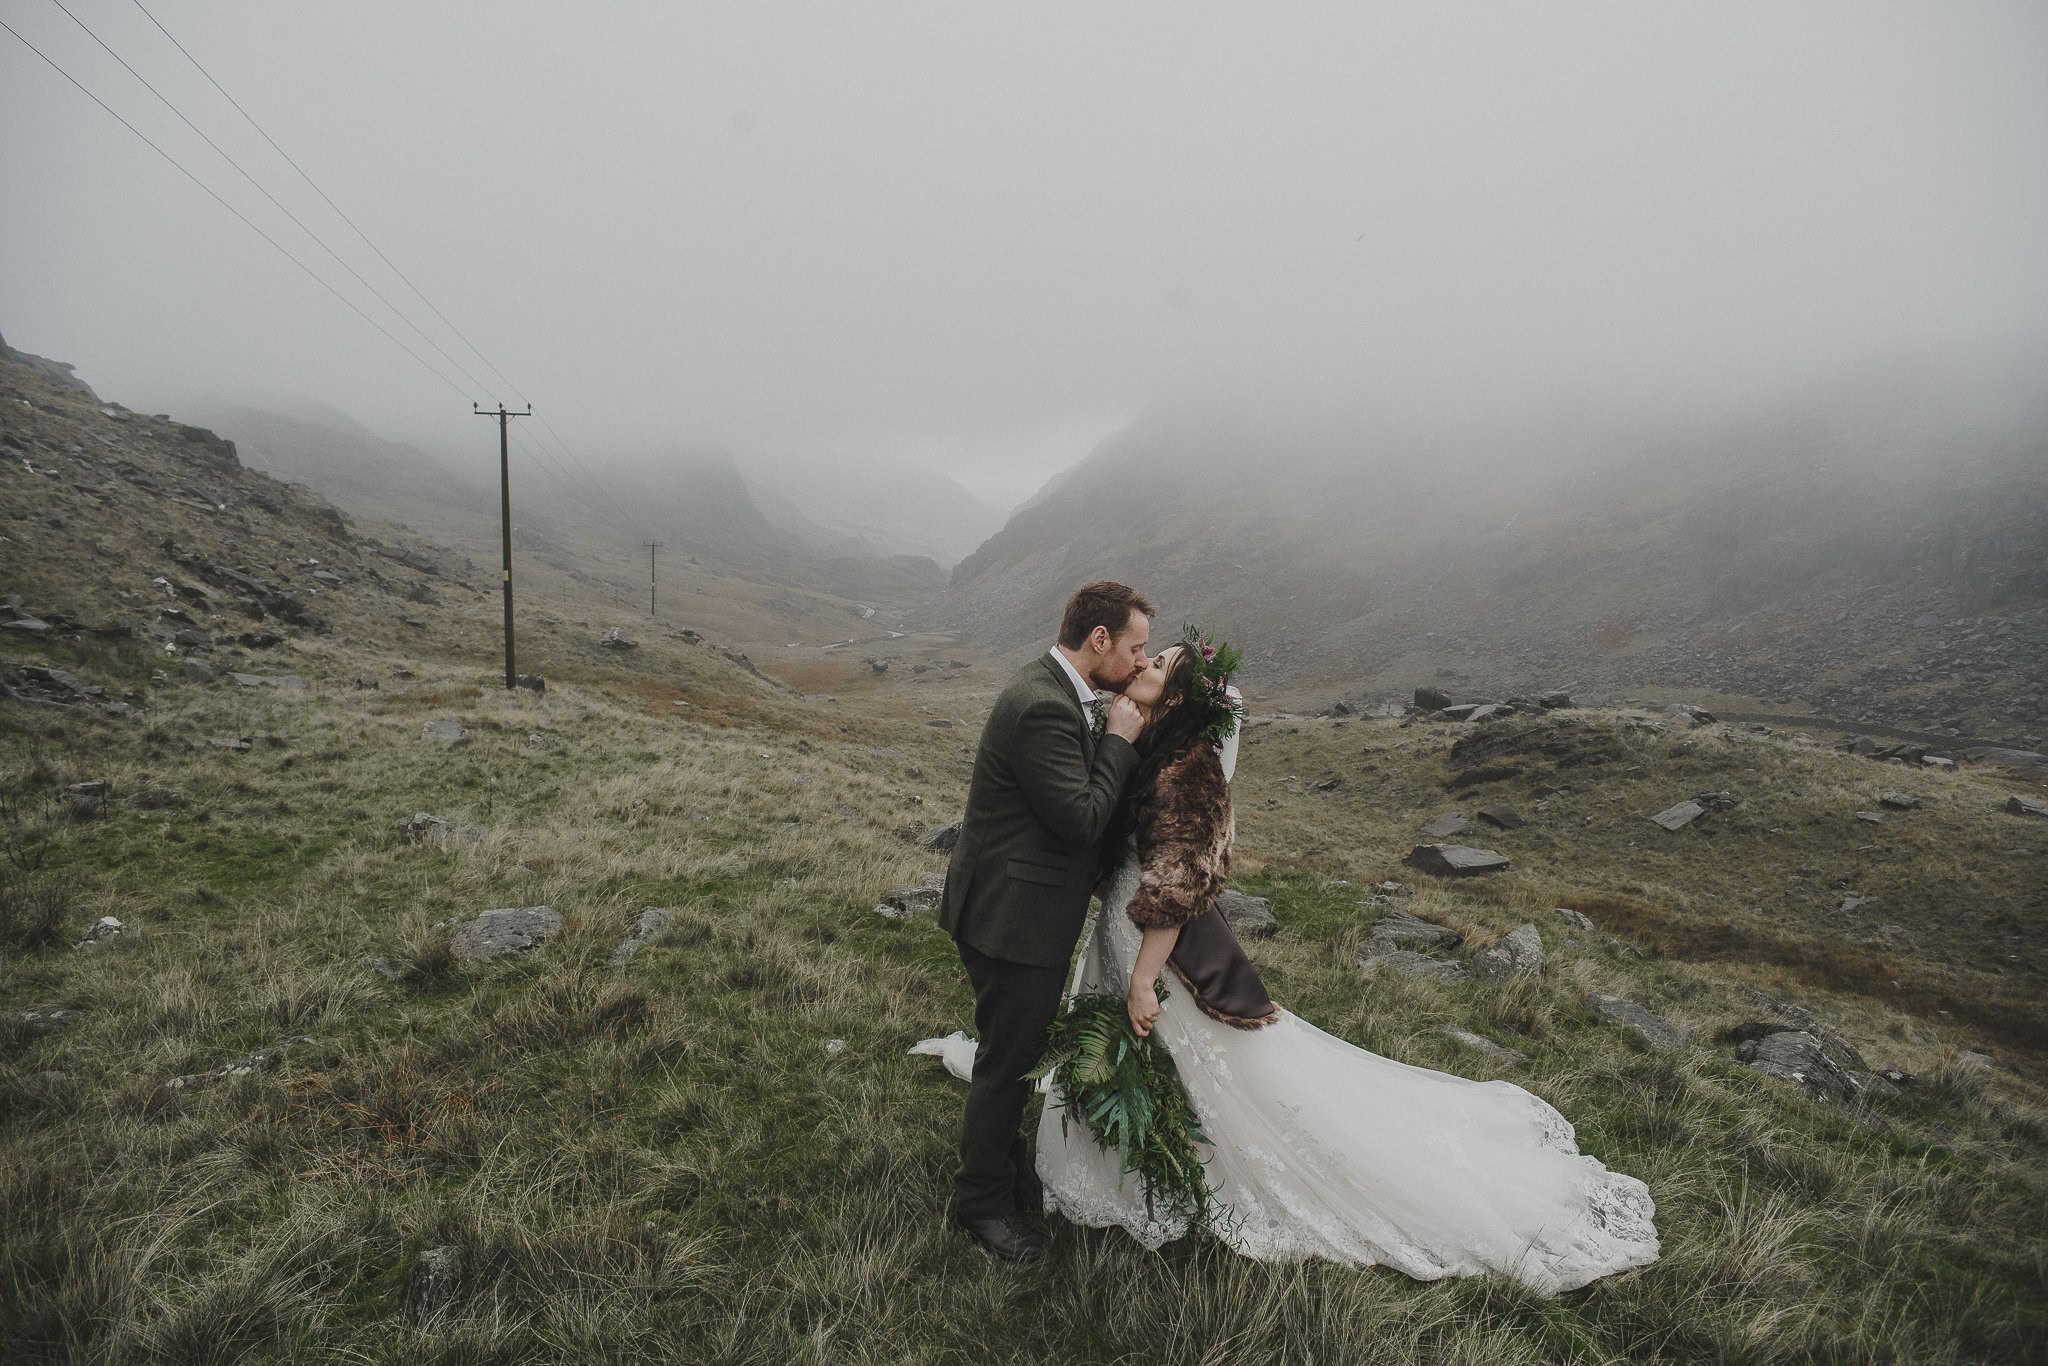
[1036,857,1660,1295]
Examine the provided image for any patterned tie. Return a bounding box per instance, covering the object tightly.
[1087,696,1108,741]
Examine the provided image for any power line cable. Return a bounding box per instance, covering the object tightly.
[125,0,533,406]
[506,424,582,494]
[508,426,647,543]
[505,430,661,610]
[25,6,652,553]
[46,0,493,398]
[526,413,649,537]
[0,14,474,401]
[122,0,648,537]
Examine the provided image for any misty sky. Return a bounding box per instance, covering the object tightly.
[5,2,2045,511]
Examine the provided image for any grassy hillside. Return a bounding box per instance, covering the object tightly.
[5,639,2047,1361]
[5,352,2047,1363]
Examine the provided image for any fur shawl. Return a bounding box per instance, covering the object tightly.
[1123,741,1234,931]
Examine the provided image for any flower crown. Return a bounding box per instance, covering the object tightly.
[1178,623,1246,743]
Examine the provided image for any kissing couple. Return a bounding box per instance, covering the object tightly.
[937,581,1660,1294]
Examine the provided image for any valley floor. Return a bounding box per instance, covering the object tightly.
[4,619,2047,1365]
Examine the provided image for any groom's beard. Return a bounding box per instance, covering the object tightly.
[1089,662,1142,694]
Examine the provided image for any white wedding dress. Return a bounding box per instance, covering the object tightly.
[1035,726,1660,1296]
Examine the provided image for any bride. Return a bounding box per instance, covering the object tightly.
[1035,630,1661,1295]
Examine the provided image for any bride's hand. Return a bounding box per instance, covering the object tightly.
[1127,978,1162,1037]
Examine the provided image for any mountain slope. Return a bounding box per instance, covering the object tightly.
[946,357,2048,736]
[180,398,497,541]
[744,456,1003,569]
[177,400,946,611]
[0,345,791,699]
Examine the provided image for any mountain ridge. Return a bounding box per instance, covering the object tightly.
[945,357,2048,739]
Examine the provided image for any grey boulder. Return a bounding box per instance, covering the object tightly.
[1650,800,1706,831]
[63,780,110,816]
[1367,910,1462,955]
[1471,923,1544,980]
[1216,888,1278,939]
[396,813,484,848]
[877,885,943,919]
[162,1036,315,1091]
[1441,1027,1527,1065]
[406,1246,464,1327]
[1738,1030,1871,1105]
[23,665,82,693]
[448,906,561,960]
[1404,843,1510,877]
[1588,993,1687,1049]
[1365,950,1468,983]
[77,915,127,950]
[611,907,673,964]
[1419,812,1472,840]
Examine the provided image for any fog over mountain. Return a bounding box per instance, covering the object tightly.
[4,3,2045,619]
[949,336,2048,727]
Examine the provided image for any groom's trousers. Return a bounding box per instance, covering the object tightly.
[955,940,1065,1221]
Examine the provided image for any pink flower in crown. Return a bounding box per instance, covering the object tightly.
[1201,645,1216,660]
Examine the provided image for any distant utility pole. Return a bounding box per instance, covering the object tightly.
[474,402,531,689]
[644,542,664,616]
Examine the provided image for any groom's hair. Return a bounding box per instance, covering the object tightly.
[1059,581,1154,649]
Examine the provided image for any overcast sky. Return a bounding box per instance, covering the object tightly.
[5,1,2044,510]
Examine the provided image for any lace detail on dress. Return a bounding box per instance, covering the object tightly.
[1521,1089,1579,1153]
[1037,843,1660,1295]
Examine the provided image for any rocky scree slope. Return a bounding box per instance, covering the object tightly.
[0,341,772,704]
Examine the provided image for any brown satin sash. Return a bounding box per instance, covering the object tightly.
[1167,905,1279,1029]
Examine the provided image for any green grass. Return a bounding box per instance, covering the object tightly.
[4,628,2047,1361]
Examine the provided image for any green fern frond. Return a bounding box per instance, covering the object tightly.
[1035,991,1220,1233]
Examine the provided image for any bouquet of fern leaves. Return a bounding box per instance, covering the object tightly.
[1028,989,1219,1232]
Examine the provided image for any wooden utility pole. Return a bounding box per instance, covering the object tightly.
[645,541,664,616]
[474,402,531,689]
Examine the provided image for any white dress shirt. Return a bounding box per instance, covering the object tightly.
[1046,645,1098,712]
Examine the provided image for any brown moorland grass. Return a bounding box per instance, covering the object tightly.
[4,633,2046,1364]
[9,343,2046,1361]
[0,367,2043,1361]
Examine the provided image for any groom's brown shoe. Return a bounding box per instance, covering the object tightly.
[953,1211,1045,1264]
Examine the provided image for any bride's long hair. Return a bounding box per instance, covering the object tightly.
[1099,646,1207,872]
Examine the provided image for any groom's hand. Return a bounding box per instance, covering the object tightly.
[1105,695,1143,743]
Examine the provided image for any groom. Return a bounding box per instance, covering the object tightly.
[939,581,1152,1262]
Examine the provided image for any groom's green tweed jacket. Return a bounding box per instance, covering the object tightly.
[940,653,1139,969]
